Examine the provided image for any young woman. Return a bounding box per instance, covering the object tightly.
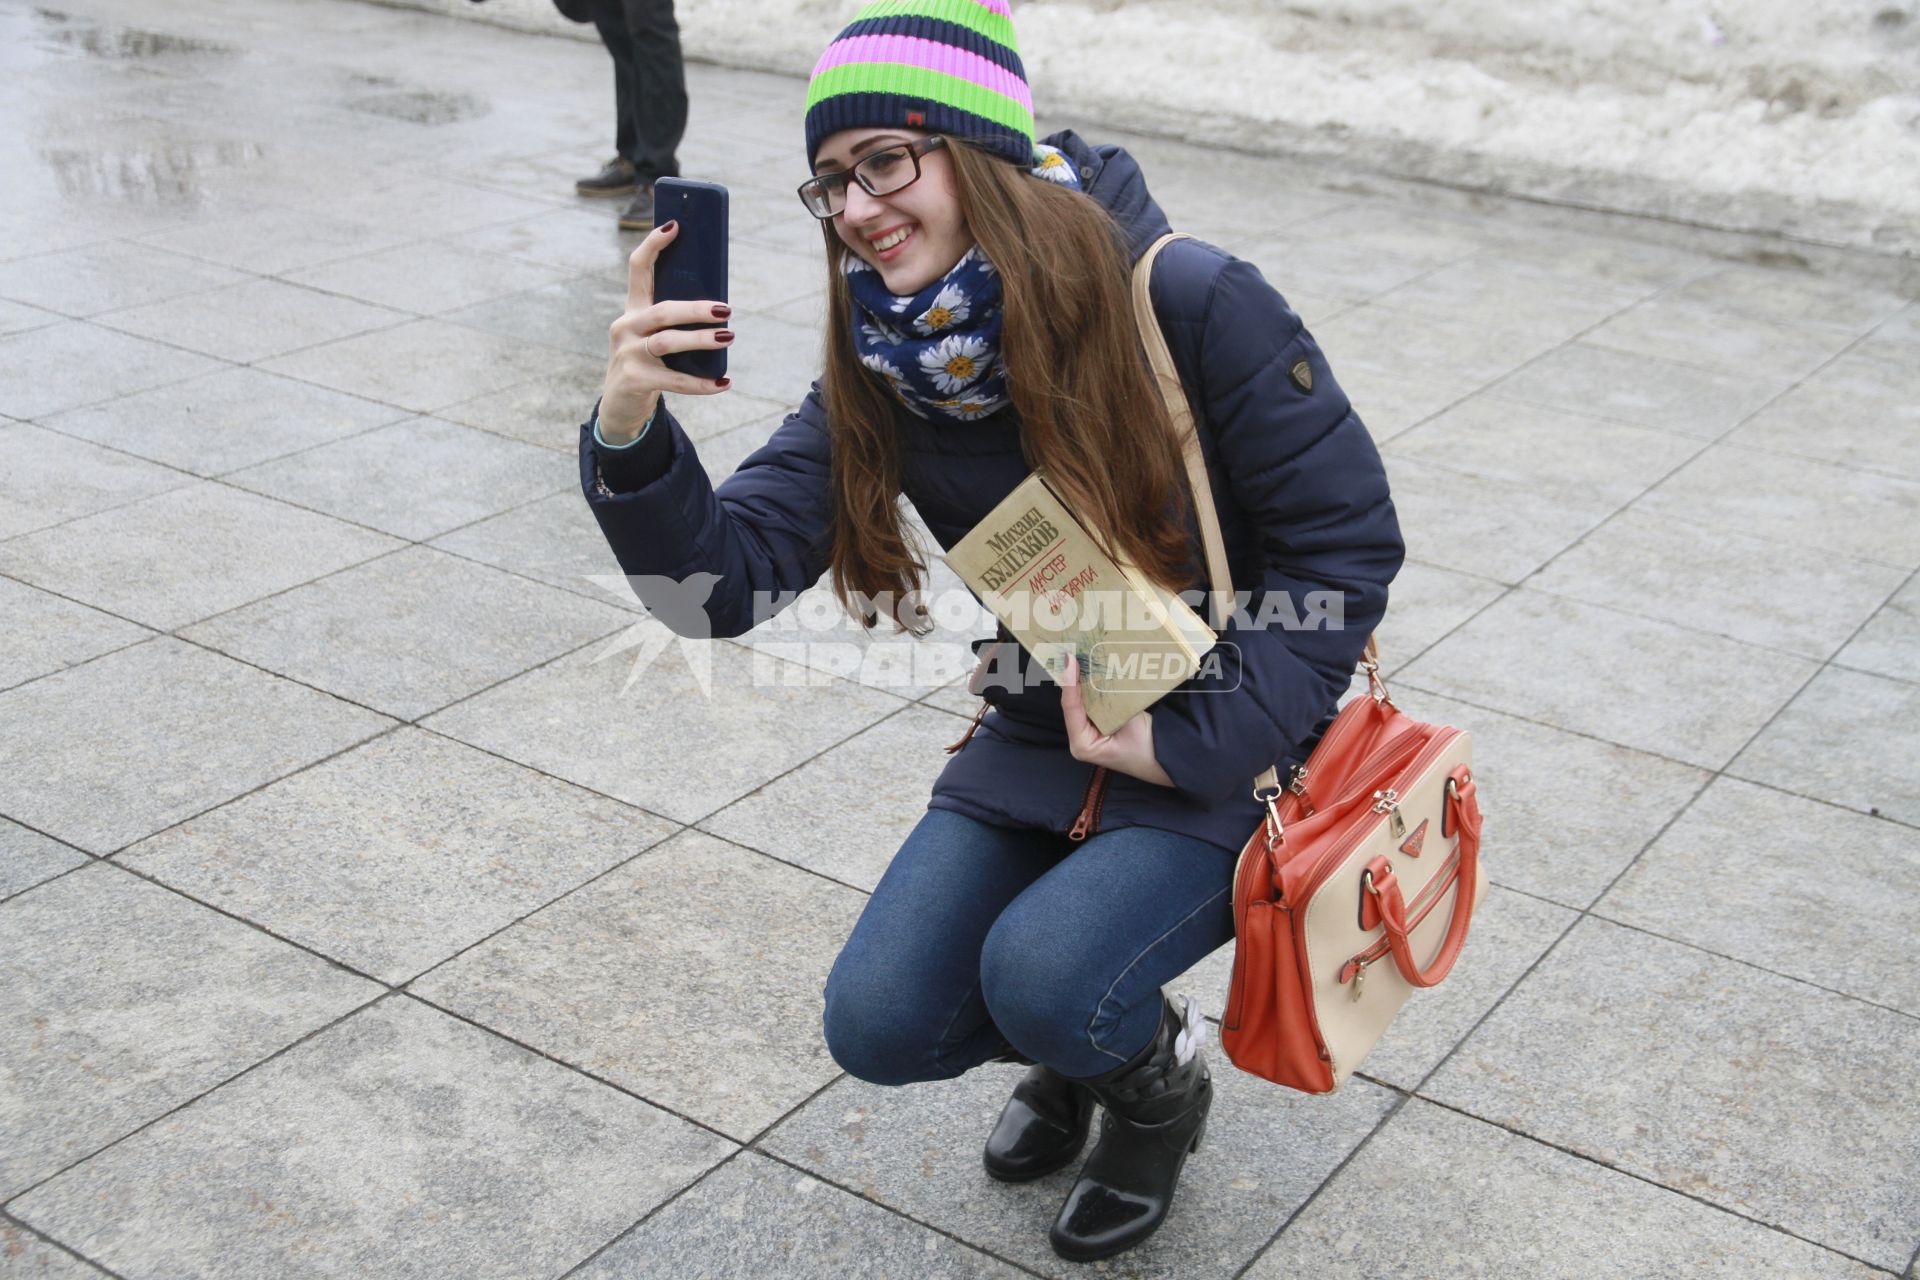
[580,0,1403,1262]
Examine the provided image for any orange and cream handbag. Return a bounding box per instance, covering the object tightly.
[1134,234,1486,1094]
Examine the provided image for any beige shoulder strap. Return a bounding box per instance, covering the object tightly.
[1130,232,1283,798]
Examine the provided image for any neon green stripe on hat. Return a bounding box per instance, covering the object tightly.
[803,62,1035,140]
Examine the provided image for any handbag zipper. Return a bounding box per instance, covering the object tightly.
[1068,765,1110,841]
[1295,728,1461,906]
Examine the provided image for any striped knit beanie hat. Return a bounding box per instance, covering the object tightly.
[804,0,1036,168]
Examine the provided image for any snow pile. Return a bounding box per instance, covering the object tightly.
[400,0,1920,252]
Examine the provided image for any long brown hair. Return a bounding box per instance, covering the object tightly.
[819,136,1195,633]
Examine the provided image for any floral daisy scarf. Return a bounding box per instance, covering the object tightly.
[845,142,1082,423]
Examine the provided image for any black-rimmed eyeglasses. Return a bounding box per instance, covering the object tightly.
[798,136,948,219]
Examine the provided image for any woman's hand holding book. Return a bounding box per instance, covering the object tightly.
[1059,652,1175,788]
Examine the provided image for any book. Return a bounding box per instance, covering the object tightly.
[943,470,1216,735]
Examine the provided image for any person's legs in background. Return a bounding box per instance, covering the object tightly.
[577,0,639,197]
[612,0,686,230]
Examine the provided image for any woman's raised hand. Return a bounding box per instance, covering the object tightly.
[598,220,734,444]
[1058,652,1176,788]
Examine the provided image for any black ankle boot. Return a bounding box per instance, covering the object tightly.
[1048,995,1212,1262]
[983,1061,1096,1182]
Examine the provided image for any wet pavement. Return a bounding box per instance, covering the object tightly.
[3,0,1919,1276]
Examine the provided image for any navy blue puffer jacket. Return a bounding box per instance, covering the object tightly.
[581,129,1404,853]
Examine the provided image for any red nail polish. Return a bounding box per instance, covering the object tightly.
[712,304,732,319]
[659,219,677,234]
[715,331,735,343]
[715,377,732,389]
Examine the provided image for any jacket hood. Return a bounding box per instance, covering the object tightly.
[1041,129,1174,263]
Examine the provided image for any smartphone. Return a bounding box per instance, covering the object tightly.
[650,177,729,381]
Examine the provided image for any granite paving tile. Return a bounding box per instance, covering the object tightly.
[121,727,674,983]
[1584,296,1859,381]
[698,704,969,892]
[1313,303,1556,385]
[0,1219,111,1278]
[0,638,393,855]
[1367,560,1506,671]
[762,1059,1399,1280]
[257,318,571,415]
[448,208,634,276]
[728,236,834,316]
[1249,1100,1885,1279]
[9,997,733,1280]
[572,1152,1026,1280]
[95,278,408,364]
[1286,200,1497,269]
[33,366,405,477]
[1385,689,1710,909]
[1426,918,1920,1271]
[0,481,401,631]
[0,298,62,337]
[1236,233,1435,304]
[1385,395,1702,505]
[1728,350,1920,482]
[441,271,627,361]
[1635,442,1920,568]
[0,421,195,541]
[1374,255,1649,340]
[422,621,905,824]
[0,577,150,692]
[656,387,796,444]
[318,176,557,241]
[179,544,631,720]
[413,830,865,1140]
[223,415,571,541]
[1380,455,1620,585]
[1482,230,1717,291]
[0,320,224,420]
[1335,364,1476,441]
[0,240,248,318]
[136,204,414,275]
[1398,590,1818,769]
[1727,665,1920,827]
[1599,777,1920,1014]
[0,820,88,902]
[429,489,648,614]
[0,864,379,1199]
[919,676,983,720]
[1491,340,1792,439]
[282,240,574,316]
[1662,265,1910,336]
[1834,573,1920,684]
[1526,510,1908,659]
[720,312,826,410]
[434,355,608,449]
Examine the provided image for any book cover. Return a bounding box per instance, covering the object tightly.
[943,471,1216,735]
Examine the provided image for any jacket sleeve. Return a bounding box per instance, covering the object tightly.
[1148,254,1405,804]
[579,385,835,639]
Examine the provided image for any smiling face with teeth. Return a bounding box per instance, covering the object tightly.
[813,127,975,296]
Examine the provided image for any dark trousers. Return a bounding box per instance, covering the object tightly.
[589,0,686,183]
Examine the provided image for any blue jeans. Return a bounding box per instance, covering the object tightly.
[822,808,1236,1083]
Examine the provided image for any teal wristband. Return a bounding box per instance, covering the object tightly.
[593,403,657,451]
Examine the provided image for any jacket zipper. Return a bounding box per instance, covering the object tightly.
[1068,765,1110,841]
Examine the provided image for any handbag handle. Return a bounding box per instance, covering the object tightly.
[1361,766,1481,986]
[1128,234,1384,798]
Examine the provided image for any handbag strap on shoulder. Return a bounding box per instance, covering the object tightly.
[1129,233,1386,798]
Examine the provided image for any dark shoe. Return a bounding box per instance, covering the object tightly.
[576,156,637,198]
[1048,995,1212,1263]
[617,182,654,231]
[984,1063,1097,1182]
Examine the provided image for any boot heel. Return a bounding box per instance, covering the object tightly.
[1189,1115,1208,1154]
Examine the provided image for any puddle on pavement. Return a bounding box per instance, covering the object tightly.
[37,138,269,206]
[345,89,491,126]
[30,8,237,61]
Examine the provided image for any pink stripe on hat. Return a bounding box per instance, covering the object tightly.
[813,33,1035,111]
